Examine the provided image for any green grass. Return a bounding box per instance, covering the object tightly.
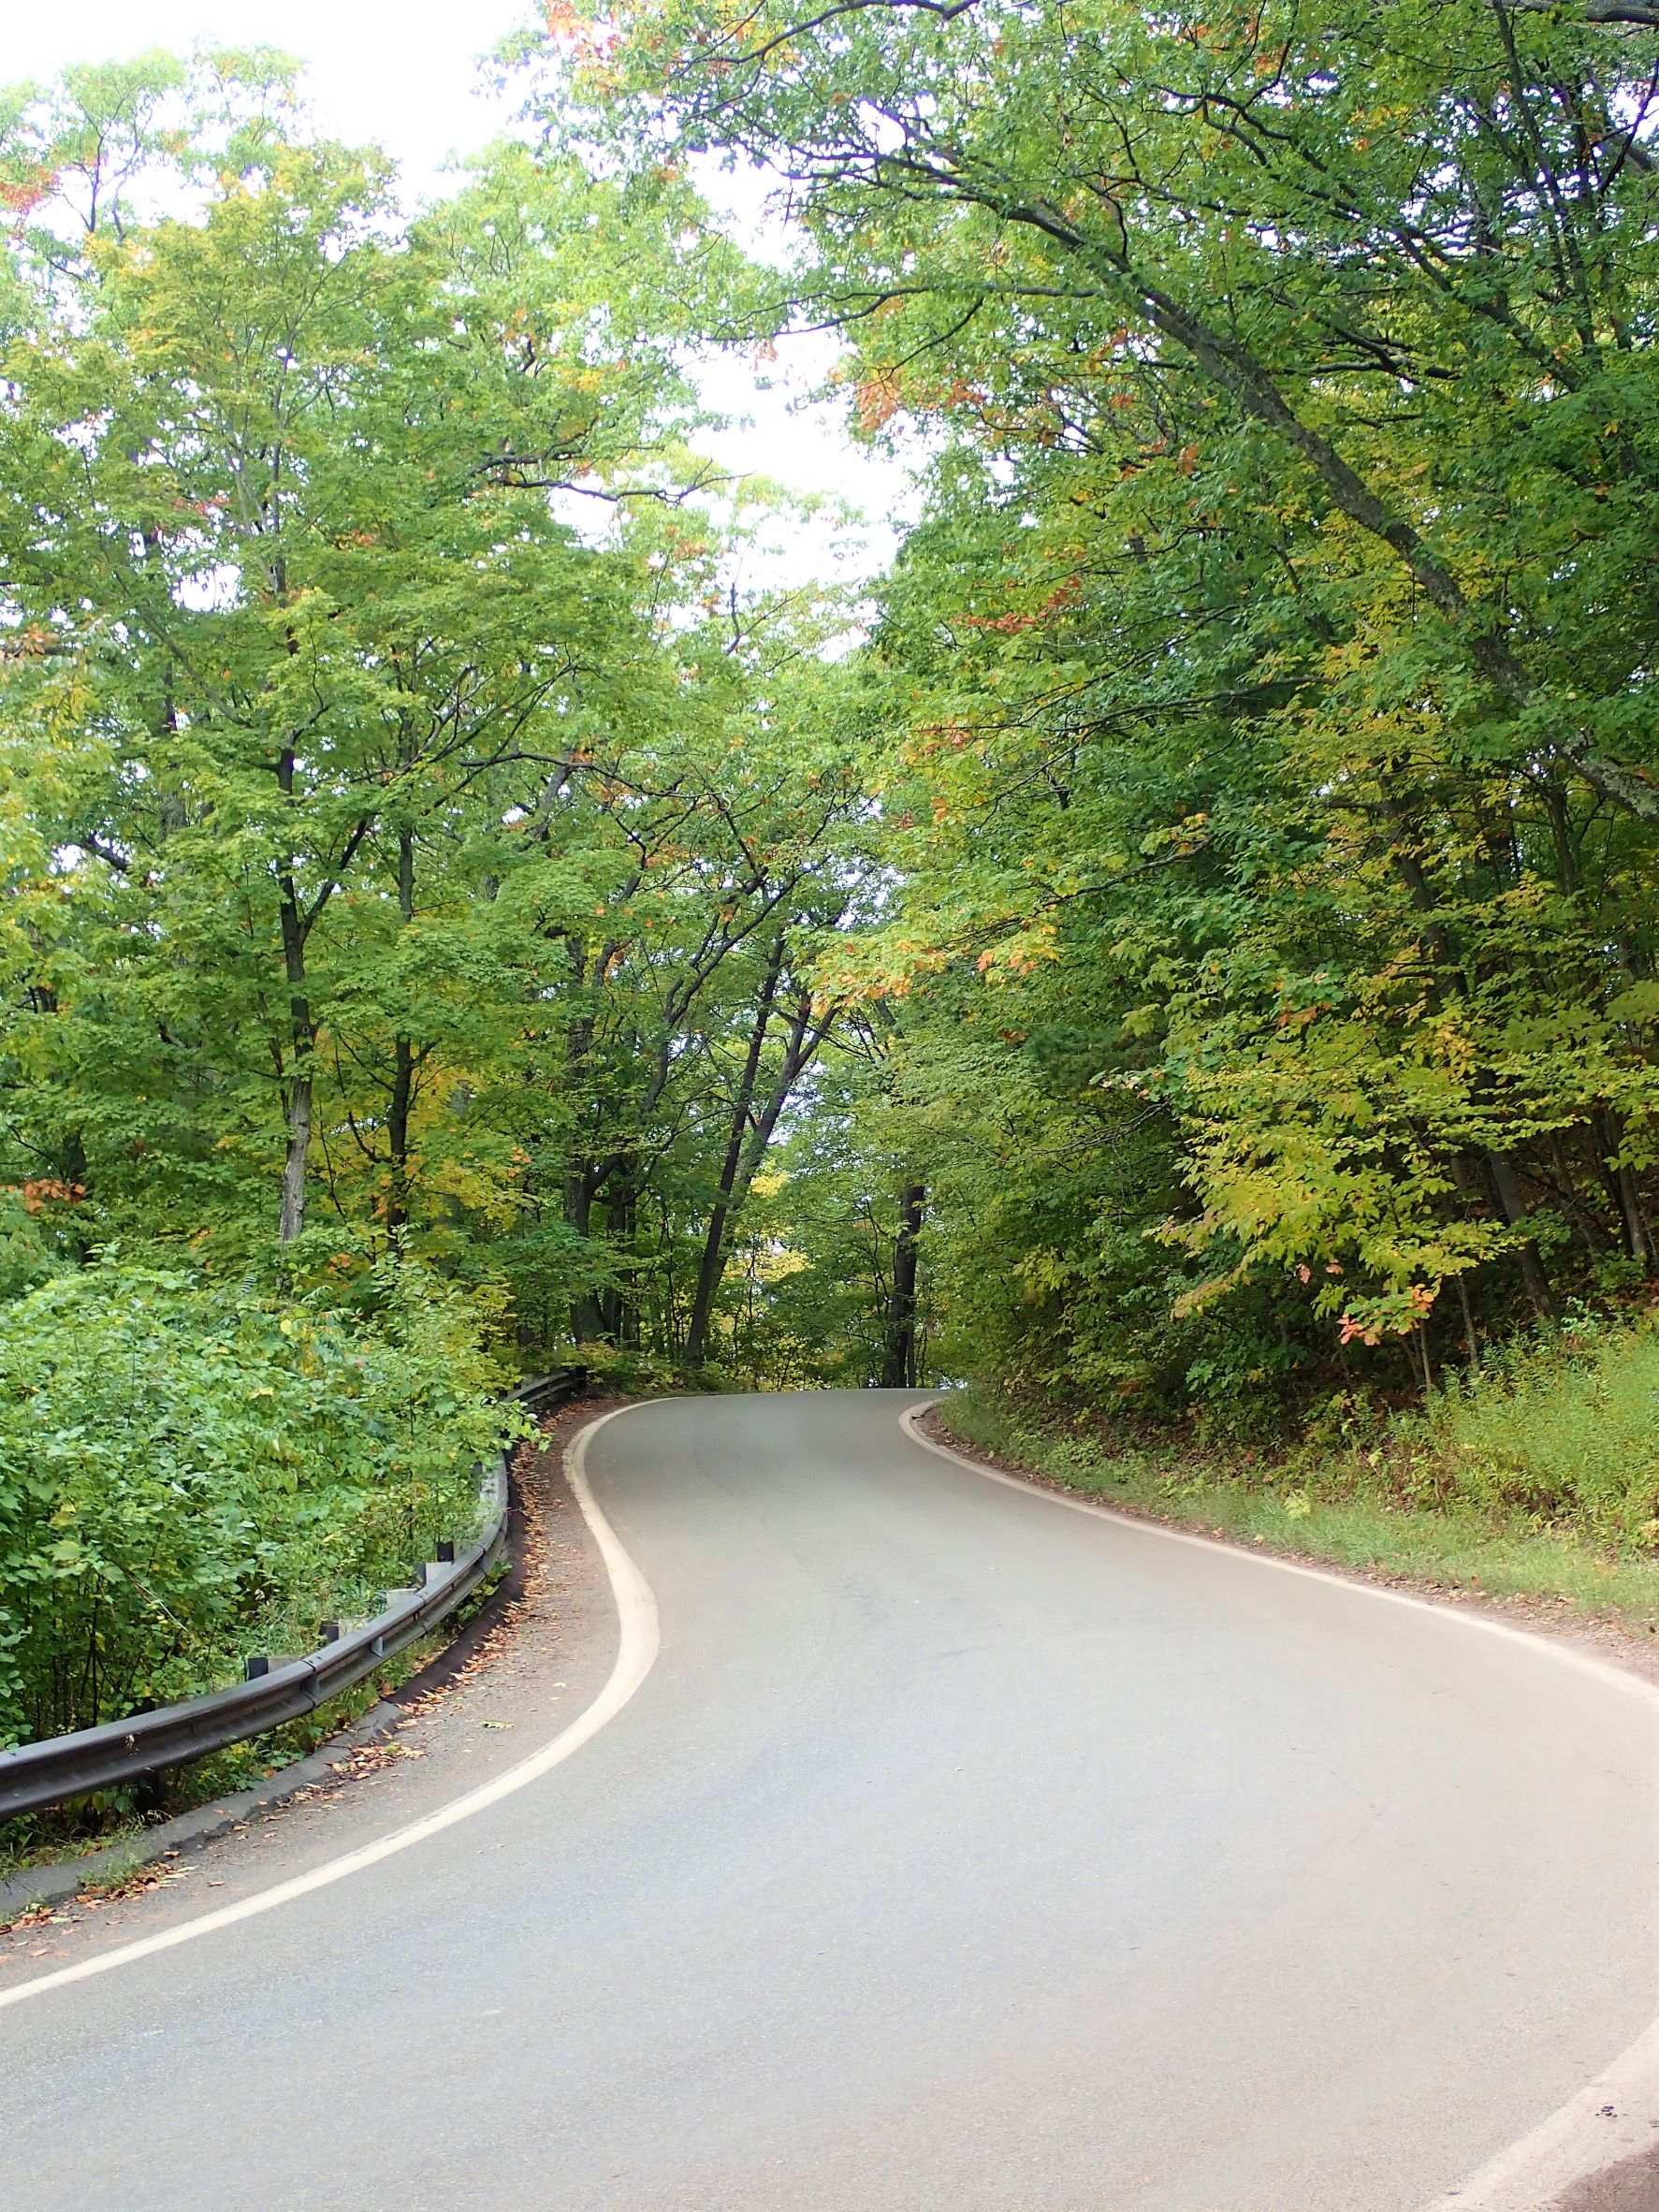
[1425,1311,1659,1548]
[937,1381,1659,1632]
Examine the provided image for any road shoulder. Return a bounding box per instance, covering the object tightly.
[905,1396,1659,2212]
[0,1396,628,1972]
[914,1398,1659,1694]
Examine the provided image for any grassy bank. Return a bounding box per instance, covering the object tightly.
[937,1318,1659,1633]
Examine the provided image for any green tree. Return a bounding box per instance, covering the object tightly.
[542,0,1659,1404]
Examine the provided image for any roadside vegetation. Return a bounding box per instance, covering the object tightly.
[0,1254,513,1748]
[5,0,1659,1820]
[939,1306,1659,1629]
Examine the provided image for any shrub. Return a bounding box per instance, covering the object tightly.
[0,1255,516,1747]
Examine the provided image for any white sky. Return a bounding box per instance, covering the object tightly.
[6,0,918,587]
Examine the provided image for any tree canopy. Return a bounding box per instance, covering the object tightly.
[7,7,1659,1448]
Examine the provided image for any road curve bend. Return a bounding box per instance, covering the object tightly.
[2,1390,1656,2212]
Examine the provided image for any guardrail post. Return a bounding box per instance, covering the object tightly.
[0,1363,586,1824]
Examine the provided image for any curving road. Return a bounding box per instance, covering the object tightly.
[3,1390,1657,2211]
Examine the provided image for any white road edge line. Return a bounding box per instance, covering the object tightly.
[899,1398,1659,2212]
[0,1401,660,2016]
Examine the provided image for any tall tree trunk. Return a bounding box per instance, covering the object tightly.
[879,1184,926,1389]
[561,966,606,1340]
[1455,1272,1481,1371]
[1595,1108,1652,1273]
[599,1171,637,1345]
[386,1039,415,1238]
[276,875,313,1244]
[1547,1130,1609,1254]
[1485,1152,1555,1321]
[1618,1160,1652,1278]
[564,1166,605,1343]
[386,826,416,1240]
[279,1070,312,1243]
[684,935,787,1365]
[275,742,316,1244]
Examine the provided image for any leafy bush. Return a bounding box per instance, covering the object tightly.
[571,1343,684,1397]
[1422,1310,1659,1548]
[0,1256,517,1748]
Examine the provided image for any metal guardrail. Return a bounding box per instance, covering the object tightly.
[511,1368,589,1422]
[0,1366,588,1825]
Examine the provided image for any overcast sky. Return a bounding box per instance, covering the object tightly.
[7,0,916,586]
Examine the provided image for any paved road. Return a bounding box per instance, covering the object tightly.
[3,1391,1657,2211]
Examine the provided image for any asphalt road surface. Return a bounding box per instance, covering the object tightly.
[3,1390,1657,2212]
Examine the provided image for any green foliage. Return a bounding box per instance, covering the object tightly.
[696,1056,933,1388]
[0,1256,514,1747]
[0,48,876,1381]
[1421,1310,1659,1548]
[570,1343,689,1398]
[10,13,1659,1691]
[546,0,1659,1440]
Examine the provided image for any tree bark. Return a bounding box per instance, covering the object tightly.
[879,1183,926,1389]
[564,1166,605,1343]
[279,1071,312,1243]
[1589,1108,1652,1273]
[599,1173,640,1346]
[1617,1159,1652,1277]
[276,858,313,1244]
[684,935,787,1365]
[1485,1151,1556,1320]
[386,827,416,1240]
[386,1039,415,1238]
[1455,1271,1481,1371]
